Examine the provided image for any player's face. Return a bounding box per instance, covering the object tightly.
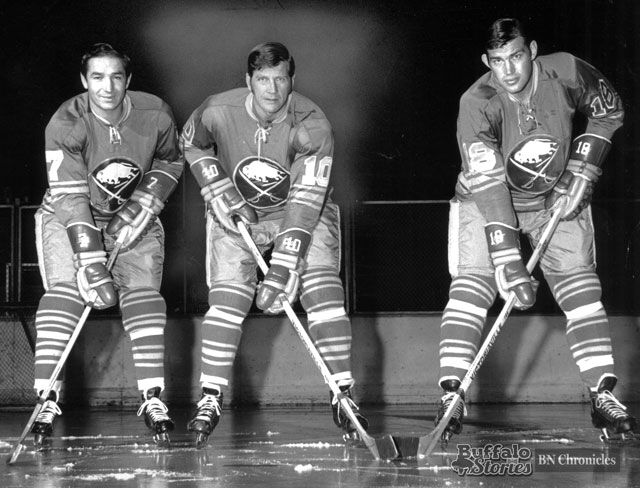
[81,56,131,122]
[482,37,538,96]
[246,62,293,123]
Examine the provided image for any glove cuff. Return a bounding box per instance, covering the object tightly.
[484,222,520,253]
[569,133,611,169]
[66,222,104,254]
[490,247,521,266]
[73,250,108,269]
[566,159,602,182]
[271,251,299,271]
[273,228,312,259]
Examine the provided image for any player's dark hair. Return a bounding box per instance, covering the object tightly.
[485,18,530,51]
[81,43,131,77]
[247,42,295,77]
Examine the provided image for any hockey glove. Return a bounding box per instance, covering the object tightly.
[545,134,609,220]
[255,228,311,314]
[190,158,257,234]
[106,170,179,249]
[67,222,117,309]
[485,222,536,310]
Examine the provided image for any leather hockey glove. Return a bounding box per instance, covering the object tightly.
[190,158,257,234]
[485,222,536,310]
[545,134,609,220]
[106,170,179,249]
[67,222,117,309]
[255,228,311,314]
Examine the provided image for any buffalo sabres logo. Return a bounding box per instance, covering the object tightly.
[90,157,142,213]
[506,135,563,195]
[233,156,290,209]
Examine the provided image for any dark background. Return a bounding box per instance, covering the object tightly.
[2,0,639,314]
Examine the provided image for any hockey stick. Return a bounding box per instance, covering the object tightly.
[416,202,566,459]
[236,220,398,461]
[7,228,129,465]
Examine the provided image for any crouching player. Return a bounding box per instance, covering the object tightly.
[180,42,368,448]
[436,18,636,443]
[33,43,183,447]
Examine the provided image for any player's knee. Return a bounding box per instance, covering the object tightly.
[120,287,166,316]
[300,267,344,306]
[562,301,604,320]
[550,271,602,312]
[448,274,496,310]
[38,282,84,309]
[307,306,348,324]
[207,281,255,314]
[120,287,163,301]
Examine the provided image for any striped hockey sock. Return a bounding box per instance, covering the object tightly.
[439,274,497,385]
[200,282,255,389]
[550,271,614,386]
[120,288,167,393]
[301,267,353,387]
[33,282,85,394]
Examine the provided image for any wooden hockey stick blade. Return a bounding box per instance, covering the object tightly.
[334,392,399,460]
[374,404,461,461]
[415,391,463,458]
[6,401,46,465]
[381,434,420,459]
[417,419,452,459]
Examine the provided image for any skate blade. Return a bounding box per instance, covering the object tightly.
[153,433,171,448]
[440,430,453,445]
[600,430,640,444]
[342,429,364,442]
[195,433,209,450]
[33,434,49,451]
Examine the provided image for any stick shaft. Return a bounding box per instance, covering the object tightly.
[420,205,564,458]
[236,221,379,459]
[7,231,127,465]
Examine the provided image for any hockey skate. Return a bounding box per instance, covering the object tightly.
[187,389,223,449]
[331,387,369,442]
[590,375,637,443]
[137,387,174,448]
[435,380,467,445]
[30,391,62,449]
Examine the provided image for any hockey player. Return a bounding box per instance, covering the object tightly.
[436,18,636,442]
[181,42,367,448]
[32,43,183,447]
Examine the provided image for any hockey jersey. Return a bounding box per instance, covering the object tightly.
[181,88,334,236]
[454,52,623,226]
[41,90,184,225]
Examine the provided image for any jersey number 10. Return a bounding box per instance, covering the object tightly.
[301,156,332,188]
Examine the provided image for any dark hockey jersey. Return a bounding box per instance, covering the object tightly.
[454,52,623,226]
[42,90,183,225]
[181,88,334,236]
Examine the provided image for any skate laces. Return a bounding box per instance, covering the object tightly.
[137,397,171,422]
[596,390,628,419]
[35,400,62,424]
[195,394,222,420]
[442,392,467,418]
